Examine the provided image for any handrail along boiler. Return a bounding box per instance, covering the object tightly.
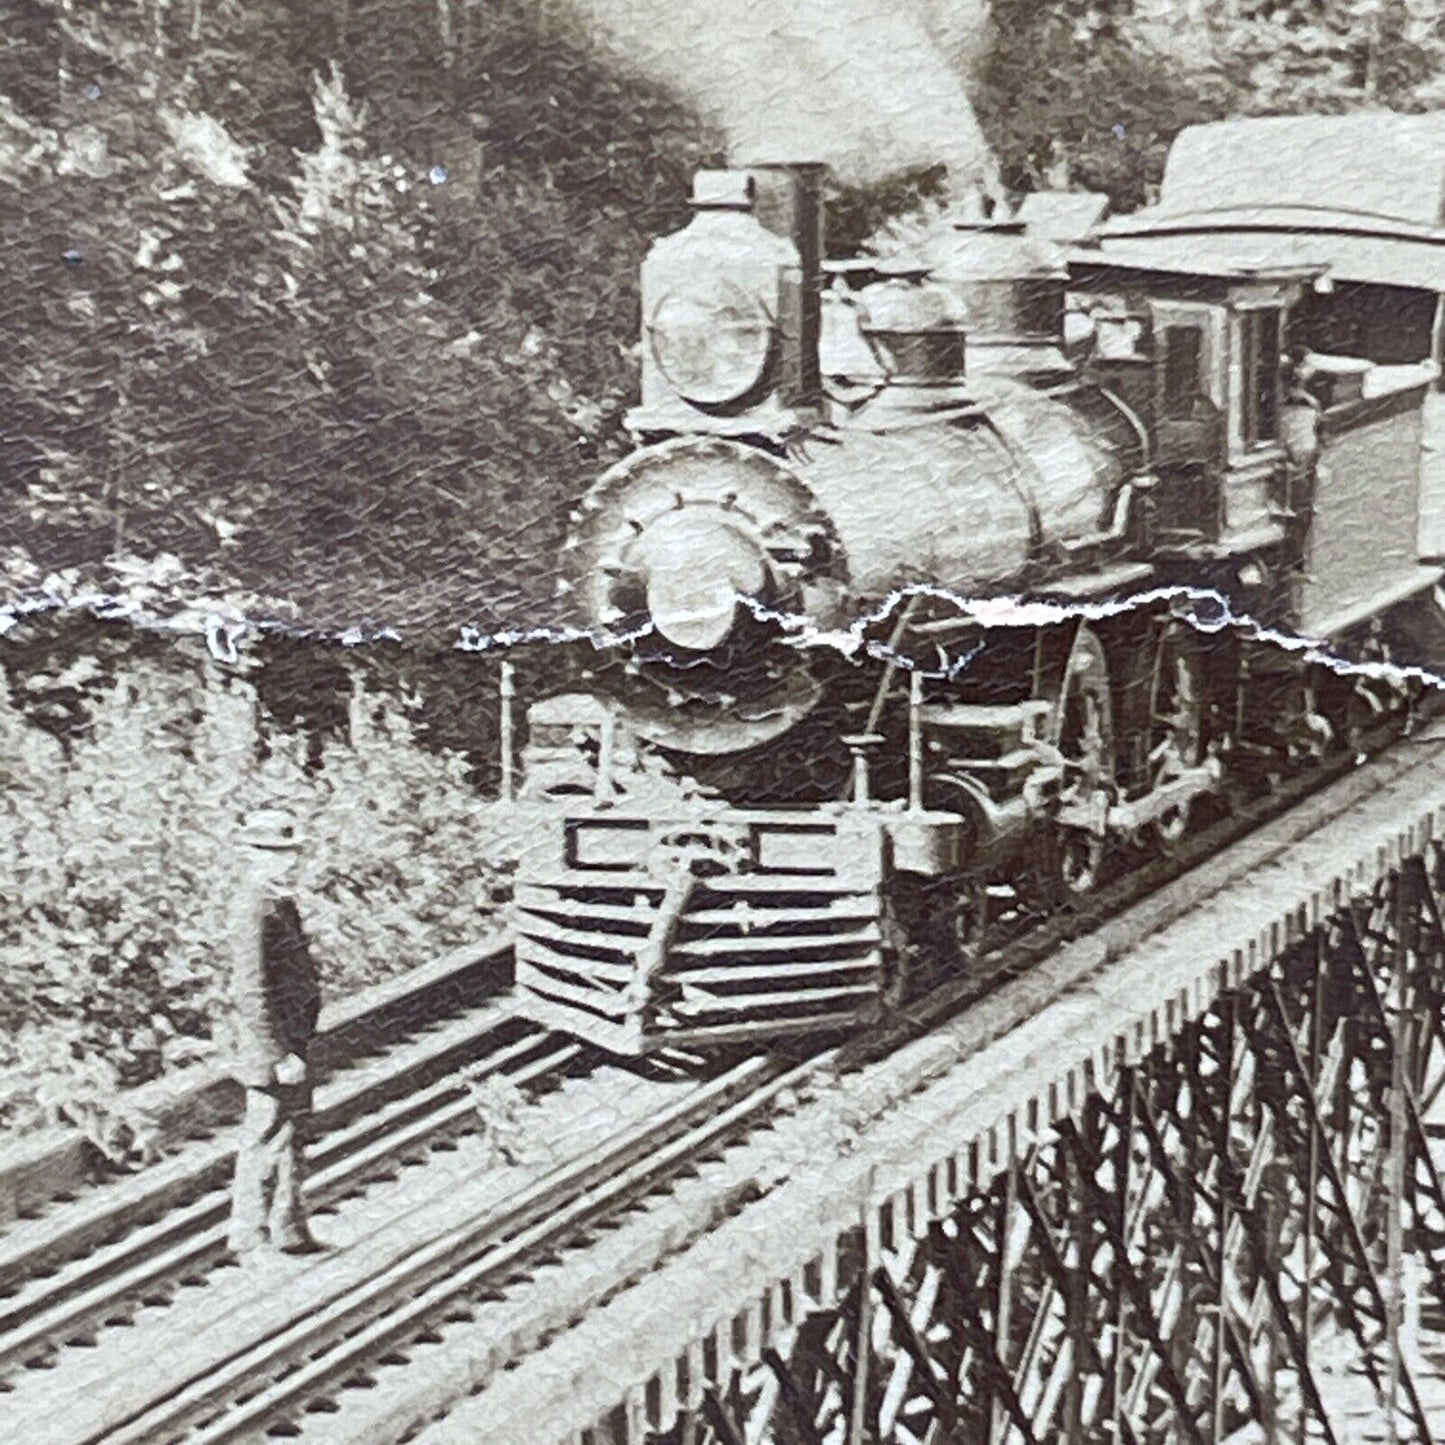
[509,121,1445,1056]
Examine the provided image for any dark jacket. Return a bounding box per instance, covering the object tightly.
[230,890,321,1089]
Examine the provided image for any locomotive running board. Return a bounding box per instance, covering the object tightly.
[1036,559,1158,601]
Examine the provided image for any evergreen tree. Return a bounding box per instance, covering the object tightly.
[1210,0,1445,111]
[0,0,719,631]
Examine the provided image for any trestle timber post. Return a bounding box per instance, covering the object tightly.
[500,658,516,803]
[571,834,1445,1445]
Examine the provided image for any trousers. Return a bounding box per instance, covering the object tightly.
[228,1082,311,1251]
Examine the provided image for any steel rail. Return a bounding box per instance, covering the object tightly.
[87,1051,812,1445]
[0,1003,578,1377]
[0,941,511,1236]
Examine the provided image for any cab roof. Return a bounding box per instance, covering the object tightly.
[1157,113,1445,229]
[1097,113,1445,292]
[1066,250,1326,304]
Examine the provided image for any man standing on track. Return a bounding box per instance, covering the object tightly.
[226,805,323,1258]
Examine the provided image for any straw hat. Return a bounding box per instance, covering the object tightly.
[237,806,305,852]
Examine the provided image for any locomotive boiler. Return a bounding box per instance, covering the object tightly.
[510,128,1445,1056]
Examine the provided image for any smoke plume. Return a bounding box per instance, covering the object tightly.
[561,0,997,193]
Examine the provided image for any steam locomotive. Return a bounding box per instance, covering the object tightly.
[509,114,1445,1056]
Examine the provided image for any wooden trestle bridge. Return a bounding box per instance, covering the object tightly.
[455,728,1445,1445]
[13,731,1445,1445]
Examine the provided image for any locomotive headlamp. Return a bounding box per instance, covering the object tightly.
[648,280,774,408]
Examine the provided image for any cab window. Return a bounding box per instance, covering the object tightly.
[1161,325,1205,420]
[1240,307,1281,448]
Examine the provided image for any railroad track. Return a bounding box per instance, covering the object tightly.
[84,1052,810,1445]
[0,993,581,1382]
[7,703,1443,1443]
[0,941,513,1238]
[177,714,1445,1445]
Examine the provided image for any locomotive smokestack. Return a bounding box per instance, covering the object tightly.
[747,163,825,409]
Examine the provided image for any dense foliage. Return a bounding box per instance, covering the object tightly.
[8,1,1445,1143]
[978,0,1445,206]
[0,614,509,1151]
[973,0,1222,208]
[1,0,720,633]
[1209,0,1445,113]
[6,2,1445,626]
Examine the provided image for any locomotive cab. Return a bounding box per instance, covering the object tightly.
[1068,257,1323,554]
[1093,112,1445,646]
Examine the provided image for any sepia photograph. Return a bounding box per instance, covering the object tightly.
[8,1,1445,1440]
